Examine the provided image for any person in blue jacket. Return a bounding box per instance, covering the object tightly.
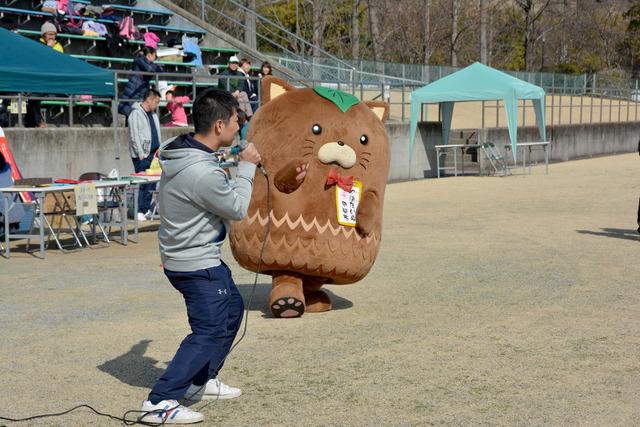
[118,47,163,118]
[0,152,25,235]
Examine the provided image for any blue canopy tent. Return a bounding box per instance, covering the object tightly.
[0,27,125,173]
[409,62,547,165]
[0,26,115,95]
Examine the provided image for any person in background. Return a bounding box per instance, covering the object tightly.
[39,21,63,52]
[637,139,640,234]
[216,55,242,93]
[237,108,249,140]
[217,56,253,118]
[165,90,190,127]
[118,47,163,118]
[238,58,258,113]
[258,61,272,78]
[0,152,25,235]
[128,89,162,221]
[25,22,64,128]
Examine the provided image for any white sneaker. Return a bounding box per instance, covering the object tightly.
[185,377,242,401]
[136,212,148,222]
[144,210,154,220]
[139,399,203,424]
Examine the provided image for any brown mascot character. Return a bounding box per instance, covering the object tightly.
[230,76,390,318]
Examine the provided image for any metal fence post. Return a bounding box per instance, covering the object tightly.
[580,93,583,124]
[17,93,23,127]
[568,93,572,125]
[558,93,562,125]
[626,96,630,121]
[599,97,603,123]
[69,95,74,127]
[550,93,554,127]
[609,97,612,122]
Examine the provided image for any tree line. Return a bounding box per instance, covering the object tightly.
[189,0,640,78]
[263,0,640,76]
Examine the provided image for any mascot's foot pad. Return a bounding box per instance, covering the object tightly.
[270,277,305,318]
[271,297,304,318]
[304,290,332,313]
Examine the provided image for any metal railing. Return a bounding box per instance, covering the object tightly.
[4,71,640,131]
[178,0,358,82]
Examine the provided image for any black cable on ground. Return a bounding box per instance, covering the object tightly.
[0,171,272,425]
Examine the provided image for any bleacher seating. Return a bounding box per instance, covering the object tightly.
[99,4,172,26]
[0,0,265,127]
[137,23,205,43]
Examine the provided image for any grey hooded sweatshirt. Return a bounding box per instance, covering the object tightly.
[157,134,256,272]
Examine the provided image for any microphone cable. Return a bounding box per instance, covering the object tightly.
[0,167,272,426]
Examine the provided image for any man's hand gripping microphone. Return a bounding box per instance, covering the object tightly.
[236,139,267,176]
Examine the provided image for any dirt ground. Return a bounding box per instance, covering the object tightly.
[1,153,639,426]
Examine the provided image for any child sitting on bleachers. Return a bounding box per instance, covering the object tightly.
[164,90,189,127]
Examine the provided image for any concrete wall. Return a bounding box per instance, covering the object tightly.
[3,121,638,181]
[4,127,188,180]
[486,122,640,164]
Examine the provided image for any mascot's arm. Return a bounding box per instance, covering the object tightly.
[356,190,379,237]
[274,159,308,193]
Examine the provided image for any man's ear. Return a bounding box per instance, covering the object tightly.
[261,76,295,105]
[364,100,390,123]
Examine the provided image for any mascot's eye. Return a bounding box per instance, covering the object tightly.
[360,135,369,145]
[312,124,322,135]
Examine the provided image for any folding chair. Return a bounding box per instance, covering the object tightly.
[0,203,36,257]
[0,168,36,256]
[78,172,122,244]
[481,142,511,176]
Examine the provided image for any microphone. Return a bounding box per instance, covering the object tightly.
[236,139,267,176]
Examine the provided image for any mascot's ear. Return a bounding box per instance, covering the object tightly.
[365,100,390,123]
[261,76,295,105]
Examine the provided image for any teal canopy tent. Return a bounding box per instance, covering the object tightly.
[409,62,546,163]
[0,26,114,96]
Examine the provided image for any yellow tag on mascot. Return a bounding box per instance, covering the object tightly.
[230,76,390,318]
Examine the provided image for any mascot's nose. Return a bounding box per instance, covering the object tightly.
[318,141,357,169]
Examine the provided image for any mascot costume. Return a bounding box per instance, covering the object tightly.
[230,76,390,318]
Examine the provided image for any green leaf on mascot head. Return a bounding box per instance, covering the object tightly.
[313,87,360,113]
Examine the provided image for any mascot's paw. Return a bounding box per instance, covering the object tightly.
[271,297,305,318]
[269,279,305,318]
[304,290,332,313]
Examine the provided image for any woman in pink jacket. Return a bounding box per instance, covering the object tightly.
[165,90,190,127]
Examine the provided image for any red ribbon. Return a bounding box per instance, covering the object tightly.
[326,168,354,192]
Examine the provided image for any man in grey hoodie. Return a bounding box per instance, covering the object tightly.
[128,89,161,221]
[140,88,261,425]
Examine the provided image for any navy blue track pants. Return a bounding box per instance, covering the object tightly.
[148,262,244,404]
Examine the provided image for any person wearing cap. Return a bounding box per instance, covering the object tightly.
[216,55,242,93]
[216,56,253,118]
[25,22,63,128]
[39,22,63,53]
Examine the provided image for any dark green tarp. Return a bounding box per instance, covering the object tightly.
[0,26,115,96]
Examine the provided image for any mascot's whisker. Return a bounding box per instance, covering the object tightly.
[359,162,368,170]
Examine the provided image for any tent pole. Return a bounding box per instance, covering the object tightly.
[113,72,120,179]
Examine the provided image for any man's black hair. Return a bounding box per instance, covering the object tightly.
[193,88,239,135]
[165,90,175,98]
[144,89,161,101]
